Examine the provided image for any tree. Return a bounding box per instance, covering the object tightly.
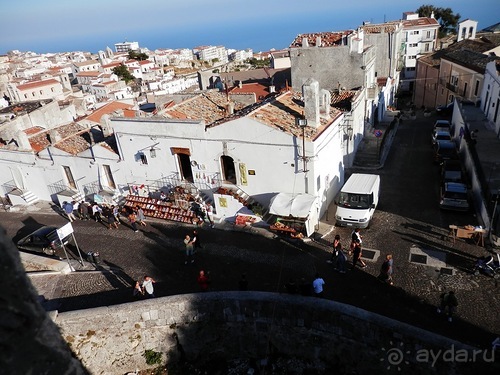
[128,50,149,61]
[416,4,460,37]
[112,65,135,84]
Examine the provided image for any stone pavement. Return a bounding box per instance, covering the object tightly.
[3,112,500,351]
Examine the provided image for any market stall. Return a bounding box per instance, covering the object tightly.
[268,193,319,237]
[123,185,202,225]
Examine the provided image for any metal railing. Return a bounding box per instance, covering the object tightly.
[48,179,74,195]
[1,180,17,195]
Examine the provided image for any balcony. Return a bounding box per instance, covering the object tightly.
[367,85,378,100]
[445,82,459,93]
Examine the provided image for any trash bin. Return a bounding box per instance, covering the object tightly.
[87,251,100,264]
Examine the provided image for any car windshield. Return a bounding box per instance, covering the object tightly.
[337,192,372,209]
[443,191,467,200]
[436,133,451,141]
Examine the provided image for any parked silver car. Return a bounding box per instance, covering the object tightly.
[440,182,469,211]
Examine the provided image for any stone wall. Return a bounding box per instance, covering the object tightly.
[55,292,492,375]
[290,47,365,92]
[0,226,87,375]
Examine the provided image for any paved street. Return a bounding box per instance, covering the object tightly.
[2,110,499,350]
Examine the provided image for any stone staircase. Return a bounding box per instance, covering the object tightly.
[352,124,384,169]
[6,188,39,206]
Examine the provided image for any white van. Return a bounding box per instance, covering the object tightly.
[334,173,381,228]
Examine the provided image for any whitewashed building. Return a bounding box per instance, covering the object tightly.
[399,12,440,91]
[481,60,500,132]
[109,81,346,234]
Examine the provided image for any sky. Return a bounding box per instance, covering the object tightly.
[0,0,498,55]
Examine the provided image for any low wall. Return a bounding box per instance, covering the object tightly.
[56,292,493,374]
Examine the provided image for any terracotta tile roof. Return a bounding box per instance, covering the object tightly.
[402,17,439,29]
[17,79,60,91]
[330,90,357,111]
[246,91,342,141]
[84,101,135,124]
[26,122,119,156]
[162,91,247,124]
[289,31,353,47]
[73,60,100,67]
[23,126,45,136]
[0,100,48,115]
[418,37,500,68]
[76,71,101,77]
[377,77,388,86]
[28,123,86,153]
[228,82,269,101]
[102,62,121,68]
[123,109,136,118]
[443,49,498,73]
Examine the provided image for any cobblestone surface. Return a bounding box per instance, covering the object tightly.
[2,111,499,352]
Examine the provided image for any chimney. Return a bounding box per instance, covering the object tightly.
[238,81,243,89]
[316,36,322,47]
[320,89,331,118]
[302,37,309,47]
[10,130,34,150]
[48,129,62,144]
[302,79,320,127]
[100,114,114,137]
[226,102,234,115]
[269,85,275,93]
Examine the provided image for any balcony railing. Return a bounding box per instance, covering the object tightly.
[1,180,17,195]
[47,179,77,196]
[446,82,459,93]
[367,85,378,100]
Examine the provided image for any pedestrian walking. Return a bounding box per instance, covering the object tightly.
[133,280,144,298]
[335,247,348,273]
[183,234,195,264]
[72,200,80,220]
[106,206,118,229]
[92,203,103,223]
[192,229,202,251]
[63,201,76,222]
[378,254,394,285]
[128,210,139,232]
[136,206,147,226]
[350,228,362,254]
[79,201,90,220]
[437,291,458,322]
[327,234,342,264]
[238,273,248,291]
[312,273,325,298]
[112,205,120,224]
[351,242,367,270]
[205,202,215,228]
[141,275,156,298]
[197,270,210,291]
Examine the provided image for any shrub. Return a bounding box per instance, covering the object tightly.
[143,349,162,366]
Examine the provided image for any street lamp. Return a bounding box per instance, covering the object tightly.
[296,117,309,173]
[490,188,500,245]
[342,124,353,166]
